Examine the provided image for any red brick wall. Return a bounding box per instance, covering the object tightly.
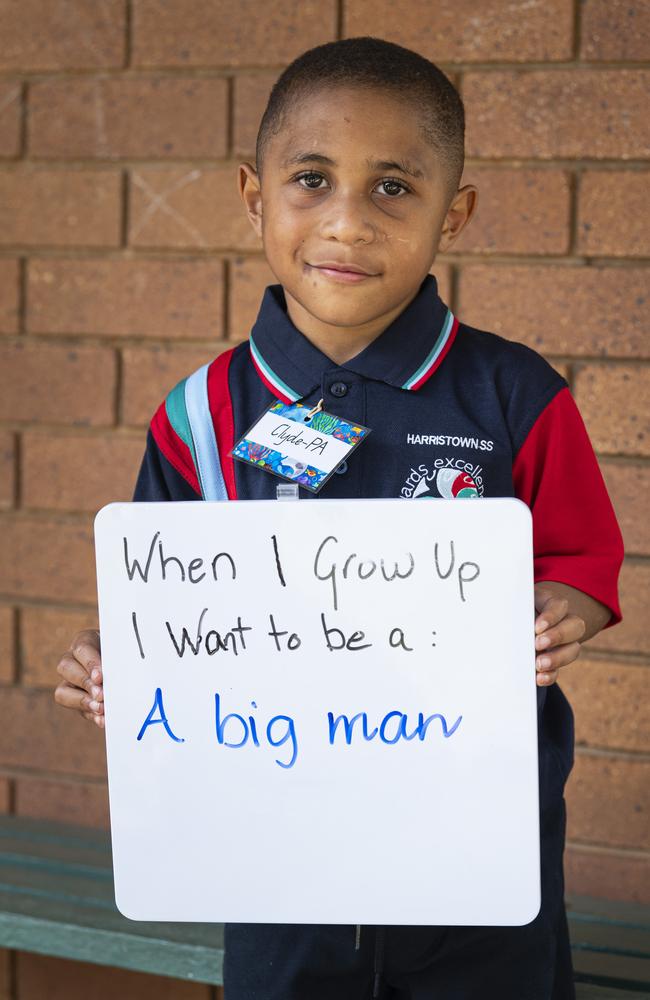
[0,0,648,994]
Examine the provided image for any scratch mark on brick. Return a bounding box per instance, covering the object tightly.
[93,78,110,158]
[62,0,117,66]
[0,86,20,117]
[130,170,208,247]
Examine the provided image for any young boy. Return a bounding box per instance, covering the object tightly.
[55,36,623,1000]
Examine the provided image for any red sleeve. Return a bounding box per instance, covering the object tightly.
[512,386,624,627]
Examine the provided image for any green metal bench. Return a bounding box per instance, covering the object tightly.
[0,815,647,996]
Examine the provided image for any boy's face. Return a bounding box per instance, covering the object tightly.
[239,85,476,354]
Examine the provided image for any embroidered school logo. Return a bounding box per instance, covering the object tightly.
[400,461,485,499]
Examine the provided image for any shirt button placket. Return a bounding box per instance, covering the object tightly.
[329,382,349,474]
[321,375,362,495]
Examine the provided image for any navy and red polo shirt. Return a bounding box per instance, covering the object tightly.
[133,269,623,993]
[135,271,623,634]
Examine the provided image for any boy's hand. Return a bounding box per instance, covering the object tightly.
[533,584,586,687]
[54,629,104,729]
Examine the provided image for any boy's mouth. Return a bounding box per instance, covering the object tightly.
[306,261,379,283]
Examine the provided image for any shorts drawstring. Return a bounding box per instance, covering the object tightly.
[372,926,386,998]
[353,924,386,996]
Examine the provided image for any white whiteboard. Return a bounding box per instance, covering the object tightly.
[94,497,540,925]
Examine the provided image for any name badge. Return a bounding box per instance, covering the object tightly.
[231,400,371,493]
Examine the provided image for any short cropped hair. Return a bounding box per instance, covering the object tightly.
[255,36,465,202]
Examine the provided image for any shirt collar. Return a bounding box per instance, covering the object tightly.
[248,273,459,403]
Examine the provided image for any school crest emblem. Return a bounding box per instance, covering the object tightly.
[400,461,485,499]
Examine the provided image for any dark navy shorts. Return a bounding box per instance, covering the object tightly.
[223,719,575,1000]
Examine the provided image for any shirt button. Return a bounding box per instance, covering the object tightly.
[330,381,348,397]
[335,460,348,476]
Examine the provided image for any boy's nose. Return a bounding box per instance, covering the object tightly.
[319,194,375,245]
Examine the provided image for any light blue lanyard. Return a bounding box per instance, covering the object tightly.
[183,363,229,501]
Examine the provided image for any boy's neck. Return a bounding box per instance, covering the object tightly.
[284,286,420,366]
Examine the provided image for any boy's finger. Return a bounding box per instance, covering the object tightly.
[56,652,97,696]
[54,680,92,713]
[534,595,569,633]
[536,640,581,673]
[82,711,105,727]
[69,631,102,673]
[535,615,585,651]
[536,669,558,686]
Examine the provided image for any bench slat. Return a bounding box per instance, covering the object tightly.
[0,886,224,950]
[0,911,223,984]
[567,895,650,931]
[0,817,111,867]
[566,895,650,990]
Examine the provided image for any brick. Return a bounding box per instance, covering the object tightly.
[18,953,213,1000]
[0,515,96,603]
[464,70,650,160]
[21,605,98,689]
[588,561,650,657]
[0,0,125,71]
[0,169,121,248]
[0,258,20,333]
[574,365,650,457]
[0,605,14,683]
[451,169,570,255]
[22,606,99,688]
[0,340,116,426]
[565,845,650,904]
[0,431,13,508]
[577,171,650,257]
[0,779,10,813]
[0,686,106,777]
[132,0,336,68]
[580,0,650,61]
[345,0,573,62]
[600,461,650,556]
[27,258,224,339]
[566,752,649,850]
[121,344,225,426]
[0,949,9,1000]
[233,72,280,157]
[22,432,144,512]
[0,81,21,158]
[457,266,649,358]
[129,166,259,250]
[16,776,109,828]
[28,77,228,160]
[561,658,649,753]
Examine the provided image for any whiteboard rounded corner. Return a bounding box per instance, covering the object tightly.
[514,890,542,927]
[503,496,532,526]
[114,889,146,922]
[94,501,124,534]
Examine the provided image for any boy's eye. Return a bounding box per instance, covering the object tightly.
[296,171,327,190]
[292,172,410,198]
[377,178,410,197]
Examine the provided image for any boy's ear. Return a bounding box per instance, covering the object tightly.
[238,162,263,238]
[438,184,478,253]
